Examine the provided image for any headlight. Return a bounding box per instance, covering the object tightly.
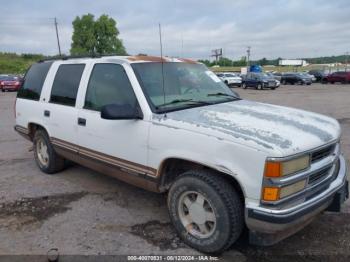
[264,155,310,177]
[279,179,306,198]
[262,179,307,201]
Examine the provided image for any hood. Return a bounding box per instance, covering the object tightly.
[153,100,340,156]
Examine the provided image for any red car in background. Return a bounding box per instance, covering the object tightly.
[323,71,350,84]
[0,75,23,92]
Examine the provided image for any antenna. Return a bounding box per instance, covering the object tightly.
[159,23,166,107]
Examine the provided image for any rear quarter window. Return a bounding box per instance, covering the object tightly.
[50,64,85,107]
[17,61,53,100]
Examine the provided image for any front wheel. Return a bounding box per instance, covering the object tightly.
[242,83,247,89]
[257,83,263,90]
[33,129,66,174]
[167,170,243,254]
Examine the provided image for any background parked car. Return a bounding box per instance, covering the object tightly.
[323,71,350,84]
[216,72,242,87]
[308,70,327,82]
[0,75,23,92]
[242,72,278,90]
[280,73,312,85]
[272,72,283,81]
[266,72,282,81]
[301,72,316,82]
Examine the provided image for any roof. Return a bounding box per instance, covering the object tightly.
[39,54,199,65]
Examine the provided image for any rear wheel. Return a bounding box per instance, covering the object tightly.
[282,80,286,85]
[242,83,247,89]
[33,129,66,174]
[167,170,243,254]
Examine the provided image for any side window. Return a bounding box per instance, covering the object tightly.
[50,64,85,107]
[84,64,137,111]
[17,61,53,100]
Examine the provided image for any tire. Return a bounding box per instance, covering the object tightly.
[297,80,303,85]
[242,83,247,89]
[224,80,228,86]
[33,129,66,174]
[271,87,276,90]
[167,170,243,254]
[282,80,286,85]
[257,83,263,90]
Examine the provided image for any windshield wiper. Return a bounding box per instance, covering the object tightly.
[207,92,240,99]
[156,99,212,109]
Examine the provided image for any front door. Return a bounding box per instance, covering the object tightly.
[77,63,153,179]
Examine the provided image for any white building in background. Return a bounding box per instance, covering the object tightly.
[279,59,309,67]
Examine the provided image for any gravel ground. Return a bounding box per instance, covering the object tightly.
[0,83,349,262]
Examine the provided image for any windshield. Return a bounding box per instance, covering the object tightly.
[225,73,235,77]
[132,62,239,113]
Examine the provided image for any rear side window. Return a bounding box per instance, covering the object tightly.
[17,61,53,100]
[50,64,85,107]
[84,64,137,111]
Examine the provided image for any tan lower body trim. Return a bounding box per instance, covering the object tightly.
[50,137,159,191]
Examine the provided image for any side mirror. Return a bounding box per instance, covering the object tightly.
[101,104,143,120]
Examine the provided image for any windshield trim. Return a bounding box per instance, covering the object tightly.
[131,62,240,114]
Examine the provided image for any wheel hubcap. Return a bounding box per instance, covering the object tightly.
[36,138,49,167]
[178,191,216,238]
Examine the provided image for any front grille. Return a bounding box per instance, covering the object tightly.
[311,144,336,163]
[308,166,332,185]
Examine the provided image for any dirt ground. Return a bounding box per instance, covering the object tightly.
[0,83,349,261]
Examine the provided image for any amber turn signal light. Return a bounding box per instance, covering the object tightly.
[262,187,280,201]
[264,161,281,177]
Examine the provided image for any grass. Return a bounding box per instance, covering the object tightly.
[0,53,44,75]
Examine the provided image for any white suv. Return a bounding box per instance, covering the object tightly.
[216,72,242,87]
[15,55,348,253]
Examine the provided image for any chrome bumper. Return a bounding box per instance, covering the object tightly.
[246,154,348,245]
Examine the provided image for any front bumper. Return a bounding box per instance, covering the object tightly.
[246,154,348,245]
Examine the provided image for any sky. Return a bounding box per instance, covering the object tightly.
[0,0,349,60]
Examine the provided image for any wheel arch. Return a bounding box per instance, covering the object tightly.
[27,122,49,141]
[157,157,245,203]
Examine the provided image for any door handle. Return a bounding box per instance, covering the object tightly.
[78,117,86,126]
[44,110,50,117]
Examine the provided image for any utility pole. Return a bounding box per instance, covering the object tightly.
[211,48,222,64]
[246,46,251,67]
[54,17,62,56]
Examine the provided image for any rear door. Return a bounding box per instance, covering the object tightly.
[76,63,151,176]
[43,63,87,150]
